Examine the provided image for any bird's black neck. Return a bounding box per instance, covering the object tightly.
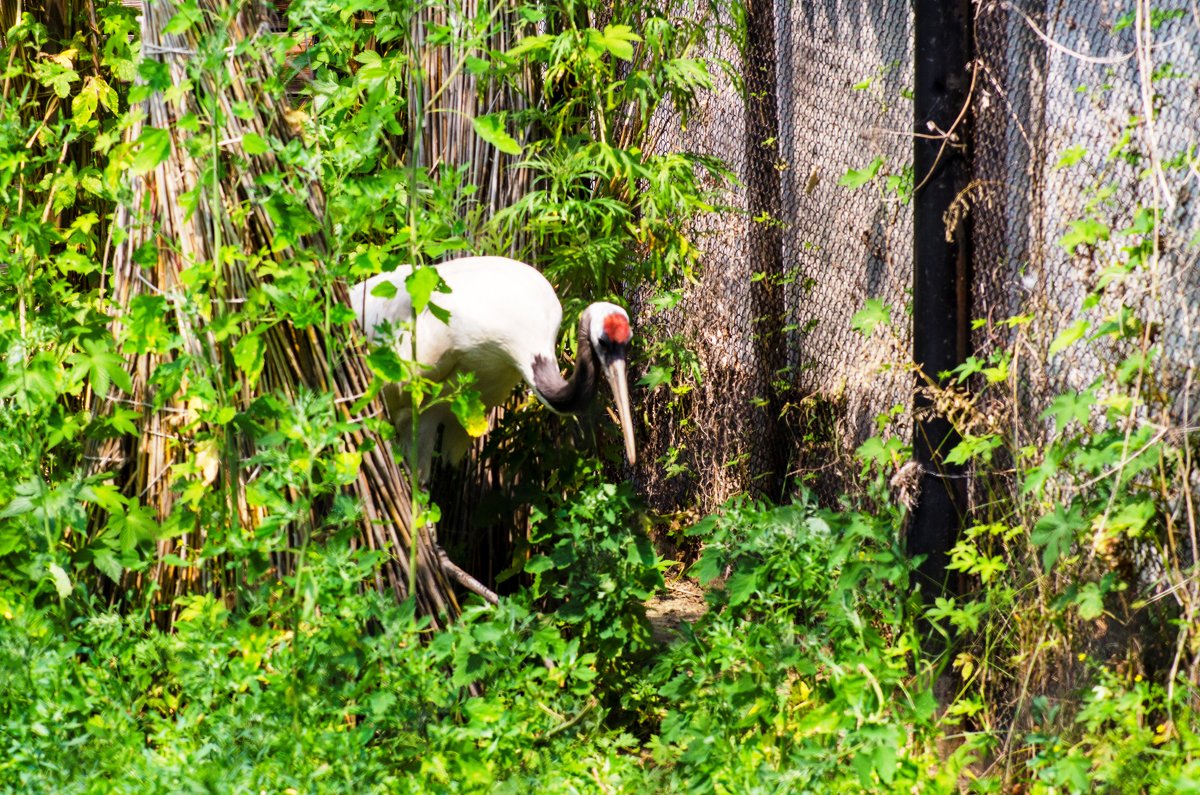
[531,313,599,414]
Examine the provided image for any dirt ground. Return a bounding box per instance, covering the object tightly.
[645,577,708,643]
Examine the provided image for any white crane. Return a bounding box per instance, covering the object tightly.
[349,255,638,481]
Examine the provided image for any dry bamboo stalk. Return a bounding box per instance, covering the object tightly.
[88,0,459,626]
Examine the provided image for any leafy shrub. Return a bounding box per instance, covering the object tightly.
[0,540,645,793]
[643,492,968,793]
[525,479,665,695]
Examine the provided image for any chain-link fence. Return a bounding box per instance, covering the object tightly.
[975,1,1200,407]
[636,0,915,512]
[635,1,1200,519]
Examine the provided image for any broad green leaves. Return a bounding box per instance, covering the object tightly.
[1055,144,1088,169]
[71,76,119,125]
[509,24,642,63]
[351,49,393,87]
[232,333,265,387]
[1058,217,1110,251]
[724,567,758,606]
[67,339,133,397]
[1049,319,1089,355]
[838,156,884,189]
[368,279,397,299]
[472,113,522,155]
[47,562,73,597]
[851,297,890,336]
[164,1,203,35]
[1032,503,1085,571]
[241,131,269,155]
[1041,387,1096,432]
[131,127,172,176]
[592,24,642,61]
[449,383,488,438]
[405,265,452,326]
[365,346,408,383]
[945,433,1003,466]
[32,48,80,98]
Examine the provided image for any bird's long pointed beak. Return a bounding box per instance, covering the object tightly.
[605,358,637,466]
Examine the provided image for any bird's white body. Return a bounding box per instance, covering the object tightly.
[351,256,636,606]
[350,256,567,476]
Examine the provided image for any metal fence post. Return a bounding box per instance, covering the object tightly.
[911,0,972,609]
[745,0,787,500]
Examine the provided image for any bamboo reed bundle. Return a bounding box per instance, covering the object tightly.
[411,0,533,228]
[89,0,458,627]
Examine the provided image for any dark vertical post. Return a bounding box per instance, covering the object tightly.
[744,0,787,499]
[911,1,972,606]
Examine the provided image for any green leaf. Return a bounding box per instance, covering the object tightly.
[1021,445,1064,496]
[366,347,408,383]
[851,298,890,336]
[405,266,448,316]
[330,451,362,485]
[690,548,722,584]
[92,546,124,582]
[464,56,490,76]
[1031,504,1084,571]
[944,433,1002,466]
[450,385,488,438]
[600,24,642,61]
[1040,388,1095,432]
[0,522,24,556]
[241,132,269,155]
[472,113,522,156]
[84,483,126,514]
[70,339,133,397]
[1055,144,1087,169]
[116,503,158,547]
[1049,319,1089,356]
[1075,582,1104,620]
[35,50,80,97]
[1105,498,1155,538]
[637,364,672,391]
[131,127,172,176]
[163,1,202,34]
[855,435,904,469]
[1124,206,1155,236]
[47,562,73,597]
[1058,217,1109,251]
[96,77,118,112]
[51,167,78,213]
[524,555,554,574]
[506,33,554,58]
[369,279,398,299]
[838,156,884,189]
[107,407,140,436]
[1,478,45,518]
[232,333,264,387]
[72,77,99,125]
[427,302,451,325]
[726,568,759,606]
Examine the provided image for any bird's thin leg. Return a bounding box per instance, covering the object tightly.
[426,532,557,670]
[436,545,499,605]
[420,475,496,604]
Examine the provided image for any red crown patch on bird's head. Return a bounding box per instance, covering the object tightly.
[603,313,632,344]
